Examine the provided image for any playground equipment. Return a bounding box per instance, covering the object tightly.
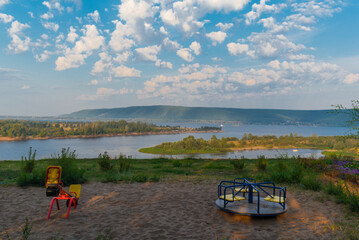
[216,178,287,216]
[45,166,81,220]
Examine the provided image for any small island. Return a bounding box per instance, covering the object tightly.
[0,119,222,141]
[139,134,359,157]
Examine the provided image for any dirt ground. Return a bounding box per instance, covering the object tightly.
[0,181,351,239]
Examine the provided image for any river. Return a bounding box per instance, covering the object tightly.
[0,123,349,160]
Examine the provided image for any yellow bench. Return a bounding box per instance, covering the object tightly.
[219,194,246,201]
[264,195,285,203]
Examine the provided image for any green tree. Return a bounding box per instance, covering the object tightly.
[334,100,359,137]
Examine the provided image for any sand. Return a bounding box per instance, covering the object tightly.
[0,182,350,239]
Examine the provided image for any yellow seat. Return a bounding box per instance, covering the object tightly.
[69,184,81,198]
[46,166,62,187]
[219,194,245,201]
[235,187,258,193]
[264,195,285,203]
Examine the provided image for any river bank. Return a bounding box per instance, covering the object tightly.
[0,129,223,142]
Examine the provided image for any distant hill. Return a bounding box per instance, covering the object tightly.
[60,105,349,127]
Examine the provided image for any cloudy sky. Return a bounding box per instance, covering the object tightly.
[0,0,358,116]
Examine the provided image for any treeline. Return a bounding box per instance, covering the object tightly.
[238,133,359,151]
[141,134,359,154]
[0,120,179,138]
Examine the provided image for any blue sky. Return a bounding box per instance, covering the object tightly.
[0,0,358,116]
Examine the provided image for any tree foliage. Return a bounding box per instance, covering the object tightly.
[333,100,359,137]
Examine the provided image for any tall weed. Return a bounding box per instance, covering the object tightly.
[21,147,36,173]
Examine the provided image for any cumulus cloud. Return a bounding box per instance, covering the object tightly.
[227,42,254,57]
[55,24,104,71]
[163,37,181,50]
[91,52,112,75]
[160,0,249,35]
[245,0,286,25]
[87,10,100,23]
[0,13,13,23]
[114,51,132,63]
[206,31,227,45]
[42,22,59,31]
[216,22,233,31]
[292,1,342,17]
[190,41,201,56]
[177,48,193,62]
[0,0,10,8]
[7,20,31,54]
[42,0,64,12]
[40,12,54,20]
[135,45,161,62]
[77,87,120,101]
[109,20,135,52]
[66,26,78,43]
[88,79,98,85]
[112,65,141,78]
[343,73,359,84]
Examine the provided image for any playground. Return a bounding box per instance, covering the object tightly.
[0,181,352,239]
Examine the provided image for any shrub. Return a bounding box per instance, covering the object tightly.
[17,168,45,187]
[51,148,86,186]
[255,156,267,172]
[172,160,182,168]
[117,155,132,173]
[131,173,148,182]
[149,175,161,182]
[301,173,322,191]
[232,158,245,171]
[21,147,36,173]
[97,152,114,171]
[102,170,120,183]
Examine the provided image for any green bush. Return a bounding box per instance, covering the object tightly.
[97,152,114,171]
[232,158,245,171]
[117,155,132,173]
[21,147,36,173]
[17,168,45,187]
[255,156,267,172]
[102,170,121,183]
[149,175,161,182]
[301,173,322,191]
[51,148,86,186]
[172,160,182,168]
[131,173,148,182]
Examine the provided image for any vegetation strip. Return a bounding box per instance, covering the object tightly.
[139,134,359,157]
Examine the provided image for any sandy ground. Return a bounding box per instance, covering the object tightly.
[0,182,350,240]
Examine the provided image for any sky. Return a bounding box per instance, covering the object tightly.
[0,0,358,116]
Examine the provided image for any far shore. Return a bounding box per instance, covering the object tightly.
[0,129,223,142]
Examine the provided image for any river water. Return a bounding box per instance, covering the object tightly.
[0,123,349,160]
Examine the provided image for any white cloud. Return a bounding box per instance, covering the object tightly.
[55,24,104,71]
[160,0,249,35]
[91,52,112,75]
[190,41,201,56]
[28,12,34,18]
[21,85,30,89]
[42,22,59,32]
[292,1,342,17]
[114,51,132,63]
[87,10,100,23]
[0,0,10,8]
[109,20,135,52]
[35,50,53,62]
[77,87,120,101]
[163,37,181,50]
[206,31,227,45]
[160,26,168,35]
[67,26,78,43]
[42,0,64,12]
[245,0,286,25]
[0,13,13,23]
[40,12,54,20]
[227,42,254,57]
[155,60,173,69]
[88,79,98,85]
[343,73,359,84]
[112,65,141,78]
[216,22,233,31]
[135,45,161,62]
[7,20,31,54]
[177,48,193,62]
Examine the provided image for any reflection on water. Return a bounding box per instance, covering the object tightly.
[0,123,347,160]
